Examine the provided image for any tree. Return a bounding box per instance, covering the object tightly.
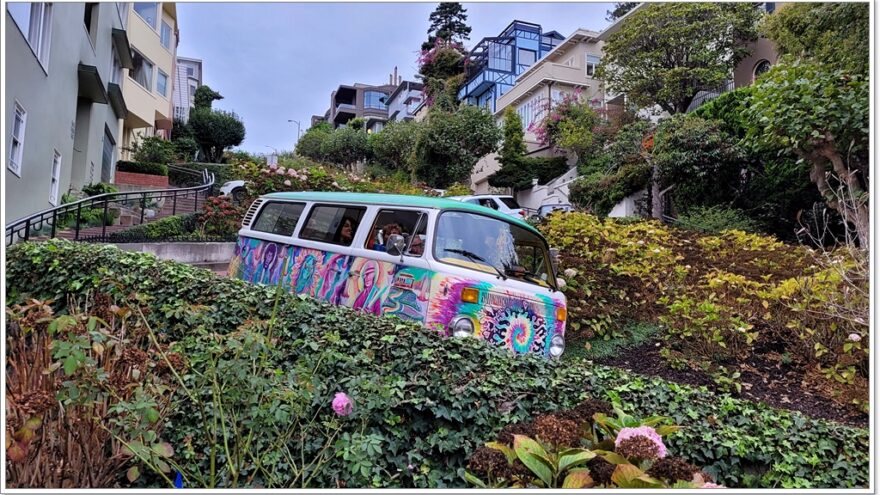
[188,108,246,163]
[320,127,369,170]
[761,2,869,76]
[600,3,760,114]
[193,85,223,110]
[369,120,421,171]
[412,105,501,188]
[498,107,527,167]
[422,2,471,51]
[606,2,637,21]
[745,62,869,248]
[530,92,600,164]
[295,122,332,161]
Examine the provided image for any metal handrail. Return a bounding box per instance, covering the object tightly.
[6,169,215,246]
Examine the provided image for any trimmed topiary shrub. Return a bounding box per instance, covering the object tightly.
[107,213,201,242]
[116,161,169,177]
[4,241,870,489]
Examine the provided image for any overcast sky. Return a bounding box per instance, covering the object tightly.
[176,2,614,153]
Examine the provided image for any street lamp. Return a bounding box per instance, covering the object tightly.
[287,119,302,143]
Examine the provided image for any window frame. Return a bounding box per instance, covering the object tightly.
[361,208,428,257]
[49,150,62,206]
[8,2,53,72]
[251,201,307,237]
[156,70,169,97]
[585,54,600,78]
[130,49,154,91]
[160,19,172,49]
[298,203,367,247]
[8,101,27,177]
[133,2,158,29]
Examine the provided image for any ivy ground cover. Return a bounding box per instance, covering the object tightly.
[4,240,869,488]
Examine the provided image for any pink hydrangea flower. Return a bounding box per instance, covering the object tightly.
[287,168,297,176]
[701,482,725,488]
[848,333,861,342]
[269,163,278,170]
[615,426,667,458]
[332,392,353,416]
[275,168,285,175]
[283,179,291,187]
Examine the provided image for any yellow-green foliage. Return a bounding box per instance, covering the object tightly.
[542,212,868,395]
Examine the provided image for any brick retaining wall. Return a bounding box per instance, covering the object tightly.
[115,171,169,188]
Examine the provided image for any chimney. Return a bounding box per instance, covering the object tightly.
[394,66,399,85]
[389,72,392,85]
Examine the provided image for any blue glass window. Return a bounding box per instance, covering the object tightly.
[364,91,387,110]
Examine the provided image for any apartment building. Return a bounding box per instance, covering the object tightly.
[457,20,565,113]
[118,2,178,157]
[470,28,612,197]
[311,69,406,133]
[173,56,203,122]
[5,2,133,221]
[385,80,424,122]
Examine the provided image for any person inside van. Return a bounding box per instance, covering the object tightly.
[371,223,402,252]
[334,216,358,245]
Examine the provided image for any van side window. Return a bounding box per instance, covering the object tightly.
[479,198,498,210]
[363,209,425,256]
[299,204,365,246]
[251,202,305,236]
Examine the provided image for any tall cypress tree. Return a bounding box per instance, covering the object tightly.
[422,3,472,50]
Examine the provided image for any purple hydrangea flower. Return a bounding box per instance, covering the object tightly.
[332,392,353,417]
[615,426,667,459]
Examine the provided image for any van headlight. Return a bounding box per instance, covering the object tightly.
[450,316,474,338]
[549,335,565,358]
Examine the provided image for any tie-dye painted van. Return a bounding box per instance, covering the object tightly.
[229,192,567,358]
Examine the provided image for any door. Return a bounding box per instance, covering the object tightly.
[101,128,115,183]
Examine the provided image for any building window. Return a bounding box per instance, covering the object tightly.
[488,42,513,72]
[133,2,157,29]
[157,70,168,97]
[83,3,97,42]
[189,84,197,101]
[753,60,772,81]
[160,20,172,48]
[8,102,27,177]
[111,51,123,84]
[364,91,387,110]
[186,66,194,77]
[130,50,153,90]
[7,3,53,69]
[585,55,600,78]
[49,150,62,206]
[518,48,536,68]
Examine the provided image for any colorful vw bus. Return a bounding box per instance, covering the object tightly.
[228,192,567,358]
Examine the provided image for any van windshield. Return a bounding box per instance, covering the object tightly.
[434,211,556,289]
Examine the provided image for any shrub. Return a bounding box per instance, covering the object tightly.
[488,155,570,190]
[127,136,175,164]
[4,241,870,489]
[81,182,119,197]
[107,213,200,242]
[296,123,332,162]
[444,182,472,196]
[320,127,369,168]
[368,120,420,171]
[173,136,200,162]
[189,107,246,163]
[117,161,169,177]
[198,195,246,237]
[674,206,759,234]
[569,162,651,217]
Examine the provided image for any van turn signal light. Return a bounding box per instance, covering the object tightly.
[556,306,567,321]
[461,288,480,304]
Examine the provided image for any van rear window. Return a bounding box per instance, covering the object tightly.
[251,202,305,236]
[299,205,366,246]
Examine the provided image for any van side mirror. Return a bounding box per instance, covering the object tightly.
[386,234,406,256]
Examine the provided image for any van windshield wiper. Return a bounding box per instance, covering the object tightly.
[444,248,507,280]
[504,266,554,291]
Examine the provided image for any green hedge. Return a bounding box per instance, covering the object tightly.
[116,160,169,176]
[107,213,201,242]
[488,156,569,190]
[5,241,869,489]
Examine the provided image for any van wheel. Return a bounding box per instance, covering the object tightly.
[231,187,247,205]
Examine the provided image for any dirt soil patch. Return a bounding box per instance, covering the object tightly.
[598,340,868,428]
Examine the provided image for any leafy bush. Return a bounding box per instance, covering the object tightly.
[173,137,200,162]
[320,127,369,167]
[81,182,119,197]
[127,136,175,165]
[368,120,420,171]
[674,206,758,234]
[444,183,472,196]
[296,123,332,162]
[569,162,651,217]
[198,195,246,237]
[117,161,169,177]
[189,107,246,164]
[107,213,200,242]
[4,241,870,488]
[488,156,570,190]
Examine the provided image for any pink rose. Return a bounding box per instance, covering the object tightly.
[332,392,353,416]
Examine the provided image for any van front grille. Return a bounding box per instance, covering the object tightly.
[242,198,264,227]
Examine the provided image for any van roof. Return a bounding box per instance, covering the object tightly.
[263,191,540,234]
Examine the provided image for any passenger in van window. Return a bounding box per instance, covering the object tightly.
[408,234,425,255]
[371,223,401,252]
[334,217,357,245]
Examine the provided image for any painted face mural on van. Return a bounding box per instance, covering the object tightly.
[231,236,566,357]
